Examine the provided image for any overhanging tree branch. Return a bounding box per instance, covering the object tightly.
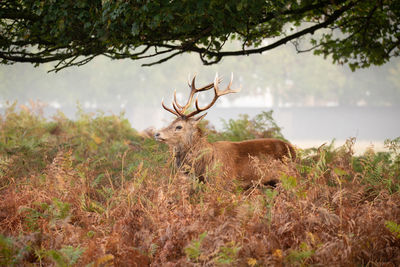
[144,1,357,65]
[0,0,398,71]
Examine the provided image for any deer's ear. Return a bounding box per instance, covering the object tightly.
[194,113,207,123]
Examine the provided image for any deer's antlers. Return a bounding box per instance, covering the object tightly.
[162,73,241,118]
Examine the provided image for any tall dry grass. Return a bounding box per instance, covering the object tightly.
[0,103,399,266]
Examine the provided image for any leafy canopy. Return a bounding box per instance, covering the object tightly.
[1,0,399,71]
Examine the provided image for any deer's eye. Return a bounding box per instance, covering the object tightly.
[175,125,183,130]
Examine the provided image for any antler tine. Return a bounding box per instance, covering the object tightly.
[172,102,184,116]
[161,98,181,117]
[179,75,199,111]
[186,73,240,118]
[187,73,193,88]
[191,75,216,92]
[175,75,217,114]
[214,72,241,96]
[171,75,199,112]
[173,89,184,109]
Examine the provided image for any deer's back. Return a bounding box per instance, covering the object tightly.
[214,138,295,160]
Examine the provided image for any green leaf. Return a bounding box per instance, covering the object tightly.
[281,175,297,191]
[334,167,348,176]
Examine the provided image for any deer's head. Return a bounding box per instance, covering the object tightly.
[155,73,240,147]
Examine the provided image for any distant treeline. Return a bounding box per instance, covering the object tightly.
[1,43,400,108]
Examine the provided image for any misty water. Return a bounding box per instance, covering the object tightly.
[1,45,399,153]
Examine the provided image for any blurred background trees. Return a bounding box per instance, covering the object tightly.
[1,44,399,109]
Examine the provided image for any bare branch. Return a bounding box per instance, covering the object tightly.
[141,50,184,67]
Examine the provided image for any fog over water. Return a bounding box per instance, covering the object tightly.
[1,44,399,151]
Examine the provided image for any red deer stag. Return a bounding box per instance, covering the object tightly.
[155,74,295,188]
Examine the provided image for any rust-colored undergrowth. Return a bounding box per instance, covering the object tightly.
[1,104,399,266]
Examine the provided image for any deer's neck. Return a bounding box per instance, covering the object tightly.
[173,137,213,169]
